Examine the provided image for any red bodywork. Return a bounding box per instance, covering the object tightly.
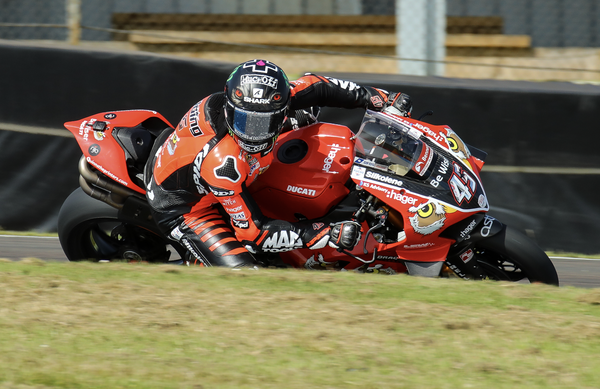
[66,110,487,275]
[252,116,487,274]
[64,110,173,194]
[249,123,354,221]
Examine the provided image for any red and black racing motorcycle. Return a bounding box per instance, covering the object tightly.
[58,108,559,285]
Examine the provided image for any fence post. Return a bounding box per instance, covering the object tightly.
[66,0,81,45]
[396,0,446,76]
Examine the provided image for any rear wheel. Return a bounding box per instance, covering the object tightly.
[58,188,174,263]
[474,226,559,285]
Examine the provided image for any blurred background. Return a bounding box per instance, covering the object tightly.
[1,0,599,81]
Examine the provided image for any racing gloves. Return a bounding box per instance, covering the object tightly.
[328,220,362,250]
[384,92,413,117]
[300,220,363,251]
[244,218,362,253]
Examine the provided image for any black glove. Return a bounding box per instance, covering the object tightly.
[384,92,412,117]
[329,221,362,250]
[282,106,320,132]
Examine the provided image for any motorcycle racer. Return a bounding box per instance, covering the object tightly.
[144,59,412,267]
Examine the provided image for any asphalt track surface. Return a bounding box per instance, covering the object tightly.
[1,235,599,289]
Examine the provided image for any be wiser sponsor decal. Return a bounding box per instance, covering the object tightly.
[322,143,343,174]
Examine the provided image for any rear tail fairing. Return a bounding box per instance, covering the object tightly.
[64,110,173,194]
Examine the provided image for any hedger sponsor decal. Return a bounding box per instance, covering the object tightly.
[460,219,478,240]
[387,189,418,205]
[225,205,243,213]
[323,144,342,174]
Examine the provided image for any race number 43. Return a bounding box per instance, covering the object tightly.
[449,163,476,204]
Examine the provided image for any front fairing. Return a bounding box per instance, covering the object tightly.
[352,110,489,213]
[350,111,490,263]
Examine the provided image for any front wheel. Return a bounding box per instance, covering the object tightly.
[472,226,559,285]
[57,188,174,263]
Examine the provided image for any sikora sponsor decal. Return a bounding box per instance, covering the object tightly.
[287,185,316,196]
[262,231,303,252]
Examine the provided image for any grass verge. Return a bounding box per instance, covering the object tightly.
[0,230,58,237]
[1,261,600,388]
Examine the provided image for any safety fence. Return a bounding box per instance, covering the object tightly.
[1,0,600,81]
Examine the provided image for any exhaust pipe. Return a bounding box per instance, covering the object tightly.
[78,156,145,209]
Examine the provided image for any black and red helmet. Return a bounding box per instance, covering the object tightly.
[224,59,291,154]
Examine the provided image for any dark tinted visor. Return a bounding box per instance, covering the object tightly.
[229,105,287,141]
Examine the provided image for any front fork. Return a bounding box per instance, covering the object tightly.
[442,213,505,280]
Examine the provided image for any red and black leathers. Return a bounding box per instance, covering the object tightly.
[144,74,396,267]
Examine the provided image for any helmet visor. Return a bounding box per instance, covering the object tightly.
[228,104,287,141]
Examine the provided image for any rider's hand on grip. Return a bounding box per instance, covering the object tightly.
[328,221,362,250]
[383,92,412,117]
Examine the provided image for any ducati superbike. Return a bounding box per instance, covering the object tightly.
[58,108,559,285]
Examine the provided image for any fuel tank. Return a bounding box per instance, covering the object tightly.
[249,122,355,221]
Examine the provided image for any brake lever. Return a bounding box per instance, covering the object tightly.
[339,247,377,264]
[417,110,434,121]
[362,208,388,254]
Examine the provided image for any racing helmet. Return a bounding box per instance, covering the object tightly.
[224,59,291,154]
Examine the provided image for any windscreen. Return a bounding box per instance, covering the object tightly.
[355,110,433,177]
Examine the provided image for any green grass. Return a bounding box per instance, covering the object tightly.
[546,251,600,259]
[1,261,600,388]
[0,230,58,237]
